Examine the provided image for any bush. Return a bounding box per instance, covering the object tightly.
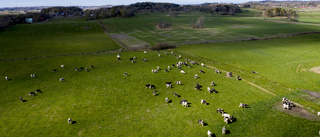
[151,43,176,50]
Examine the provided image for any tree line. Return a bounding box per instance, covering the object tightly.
[263,8,298,20]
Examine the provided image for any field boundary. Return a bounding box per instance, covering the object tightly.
[97,21,127,50]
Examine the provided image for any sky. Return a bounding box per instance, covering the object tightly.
[0,0,261,8]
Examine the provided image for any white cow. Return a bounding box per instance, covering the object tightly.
[318,112,320,117]
[158,54,161,57]
[31,74,36,78]
[222,126,226,135]
[61,65,65,68]
[144,51,147,54]
[182,101,188,107]
[207,130,212,137]
[5,76,8,80]
[68,118,72,125]
[165,97,169,103]
[176,81,181,85]
[194,74,198,79]
[201,99,207,105]
[201,63,205,67]
[59,78,65,82]
[152,69,158,73]
[224,117,229,124]
[222,113,230,118]
[180,70,186,74]
[283,104,290,110]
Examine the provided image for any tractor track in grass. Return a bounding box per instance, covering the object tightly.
[173,50,318,116]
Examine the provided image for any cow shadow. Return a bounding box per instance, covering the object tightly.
[203,122,208,126]
[232,118,237,122]
[226,130,231,134]
[21,100,27,102]
[72,121,77,124]
[209,133,216,137]
[168,100,172,103]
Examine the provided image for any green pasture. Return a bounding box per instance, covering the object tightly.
[174,33,320,112]
[0,50,319,136]
[101,12,320,48]
[0,19,120,60]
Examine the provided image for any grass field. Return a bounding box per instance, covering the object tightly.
[1,50,319,136]
[101,12,320,48]
[0,19,120,60]
[1,12,320,136]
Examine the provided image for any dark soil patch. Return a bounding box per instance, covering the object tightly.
[302,90,320,99]
[274,102,319,121]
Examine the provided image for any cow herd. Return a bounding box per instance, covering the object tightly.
[123,50,253,136]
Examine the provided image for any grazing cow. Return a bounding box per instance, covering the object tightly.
[142,58,147,62]
[166,83,172,88]
[131,60,136,63]
[201,63,205,67]
[153,90,157,96]
[180,70,186,74]
[229,116,234,123]
[172,64,175,67]
[178,66,182,70]
[283,104,290,110]
[201,99,207,105]
[145,84,151,88]
[227,72,232,77]
[29,92,36,96]
[61,65,65,68]
[194,74,198,79]
[149,85,156,89]
[165,97,169,103]
[124,72,129,76]
[152,69,158,73]
[199,70,205,74]
[222,113,230,118]
[198,119,204,126]
[90,65,94,68]
[174,92,180,97]
[222,126,226,135]
[195,83,202,90]
[239,103,248,108]
[252,71,256,73]
[217,108,224,113]
[144,51,147,54]
[133,56,137,59]
[171,51,174,54]
[68,118,72,125]
[59,78,65,82]
[165,52,168,55]
[207,87,217,93]
[157,66,160,70]
[237,76,241,80]
[164,69,169,72]
[318,112,320,117]
[129,58,133,60]
[117,54,121,58]
[175,81,181,85]
[178,55,182,58]
[19,97,23,102]
[52,69,57,72]
[207,130,212,137]
[180,99,188,107]
[210,82,215,86]
[75,67,79,71]
[215,69,220,73]
[168,66,170,70]
[35,89,42,93]
[5,76,8,80]
[85,68,88,72]
[188,65,191,68]
[224,117,229,124]
[30,74,36,77]
[158,54,161,57]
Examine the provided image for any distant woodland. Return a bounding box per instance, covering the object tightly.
[1,1,318,31]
